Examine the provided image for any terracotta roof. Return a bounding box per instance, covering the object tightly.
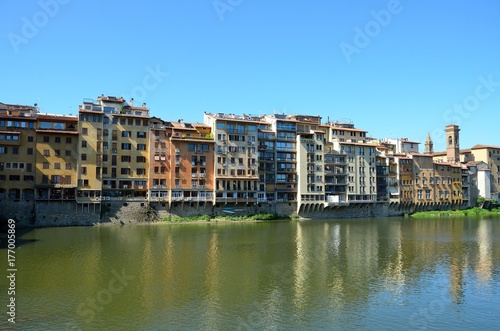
[37,114,78,121]
[433,148,472,156]
[339,141,378,147]
[409,152,433,157]
[471,144,500,150]
[192,123,210,128]
[35,129,78,134]
[325,126,368,133]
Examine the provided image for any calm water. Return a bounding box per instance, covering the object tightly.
[1,217,500,330]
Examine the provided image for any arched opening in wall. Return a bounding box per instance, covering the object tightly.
[23,188,35,201]
[8,188,20,200]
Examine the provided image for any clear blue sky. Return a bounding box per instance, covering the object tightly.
[1,0,499,152]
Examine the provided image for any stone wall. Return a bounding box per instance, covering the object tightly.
[0,200,36,227]
[101,201,156,225]
[298,203,389,219]
[148,201,284,220]
[0,198,473,229]
[35,201,100,227]
[0,200,100,227]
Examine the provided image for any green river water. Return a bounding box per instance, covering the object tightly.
[1,217,499,330]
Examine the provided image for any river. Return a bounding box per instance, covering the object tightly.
[1,217,500,330]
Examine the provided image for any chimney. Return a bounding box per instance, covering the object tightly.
[142,103,146,108]
[130,98,134,107]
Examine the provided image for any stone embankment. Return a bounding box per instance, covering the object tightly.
[0,199,469,228]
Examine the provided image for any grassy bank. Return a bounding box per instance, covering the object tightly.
[163,213,290,223]
[411,207,500,218]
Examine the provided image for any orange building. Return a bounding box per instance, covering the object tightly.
[167,120,215,205]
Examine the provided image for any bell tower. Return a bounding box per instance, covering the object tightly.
[445,124,460,163]
[424,132,434,154]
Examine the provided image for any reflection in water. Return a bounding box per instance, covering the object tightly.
[477,220,492,285]
[2,218,500,330]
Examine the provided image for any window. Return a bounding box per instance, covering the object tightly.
[65,150,71,157]
[12,147,18,155]
[137,156,146,163]
[122,131,131,137]
[43,162,50,169]
[43,149,50,156]
[28,136,34,142]
[82,128,88,135]
[121,143,132,150]
[27,163,32,172]
[66,137,72,144]
[55,137,61,143]
[43,136,50,143]
[137,144,146,151]
[81,167,87,175]
[81,154,87,161]
[137,132,146,138]
[137,168,146,175]
[0,147,6,154]
[66,163,72,170]
[81,140,87,148]
[121,156,131,162]
[121,168,131,175]
[55,150,60,157]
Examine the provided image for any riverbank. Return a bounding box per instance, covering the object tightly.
[411,207,500,218]
[161,213,296,223]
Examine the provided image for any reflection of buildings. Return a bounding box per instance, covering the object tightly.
[476,220,493,284]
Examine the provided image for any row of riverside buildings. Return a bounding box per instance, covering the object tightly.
[1,95,499,214]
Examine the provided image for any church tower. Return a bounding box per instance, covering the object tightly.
[424,132,434,154]
[445,124,460,163]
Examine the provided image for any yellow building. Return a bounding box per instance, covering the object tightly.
[35,114,78,201]
[433,162,463,204]
[0,102,38,201]
[204,113,259,204]
[78,96,150,203]
[411,153,435,204]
